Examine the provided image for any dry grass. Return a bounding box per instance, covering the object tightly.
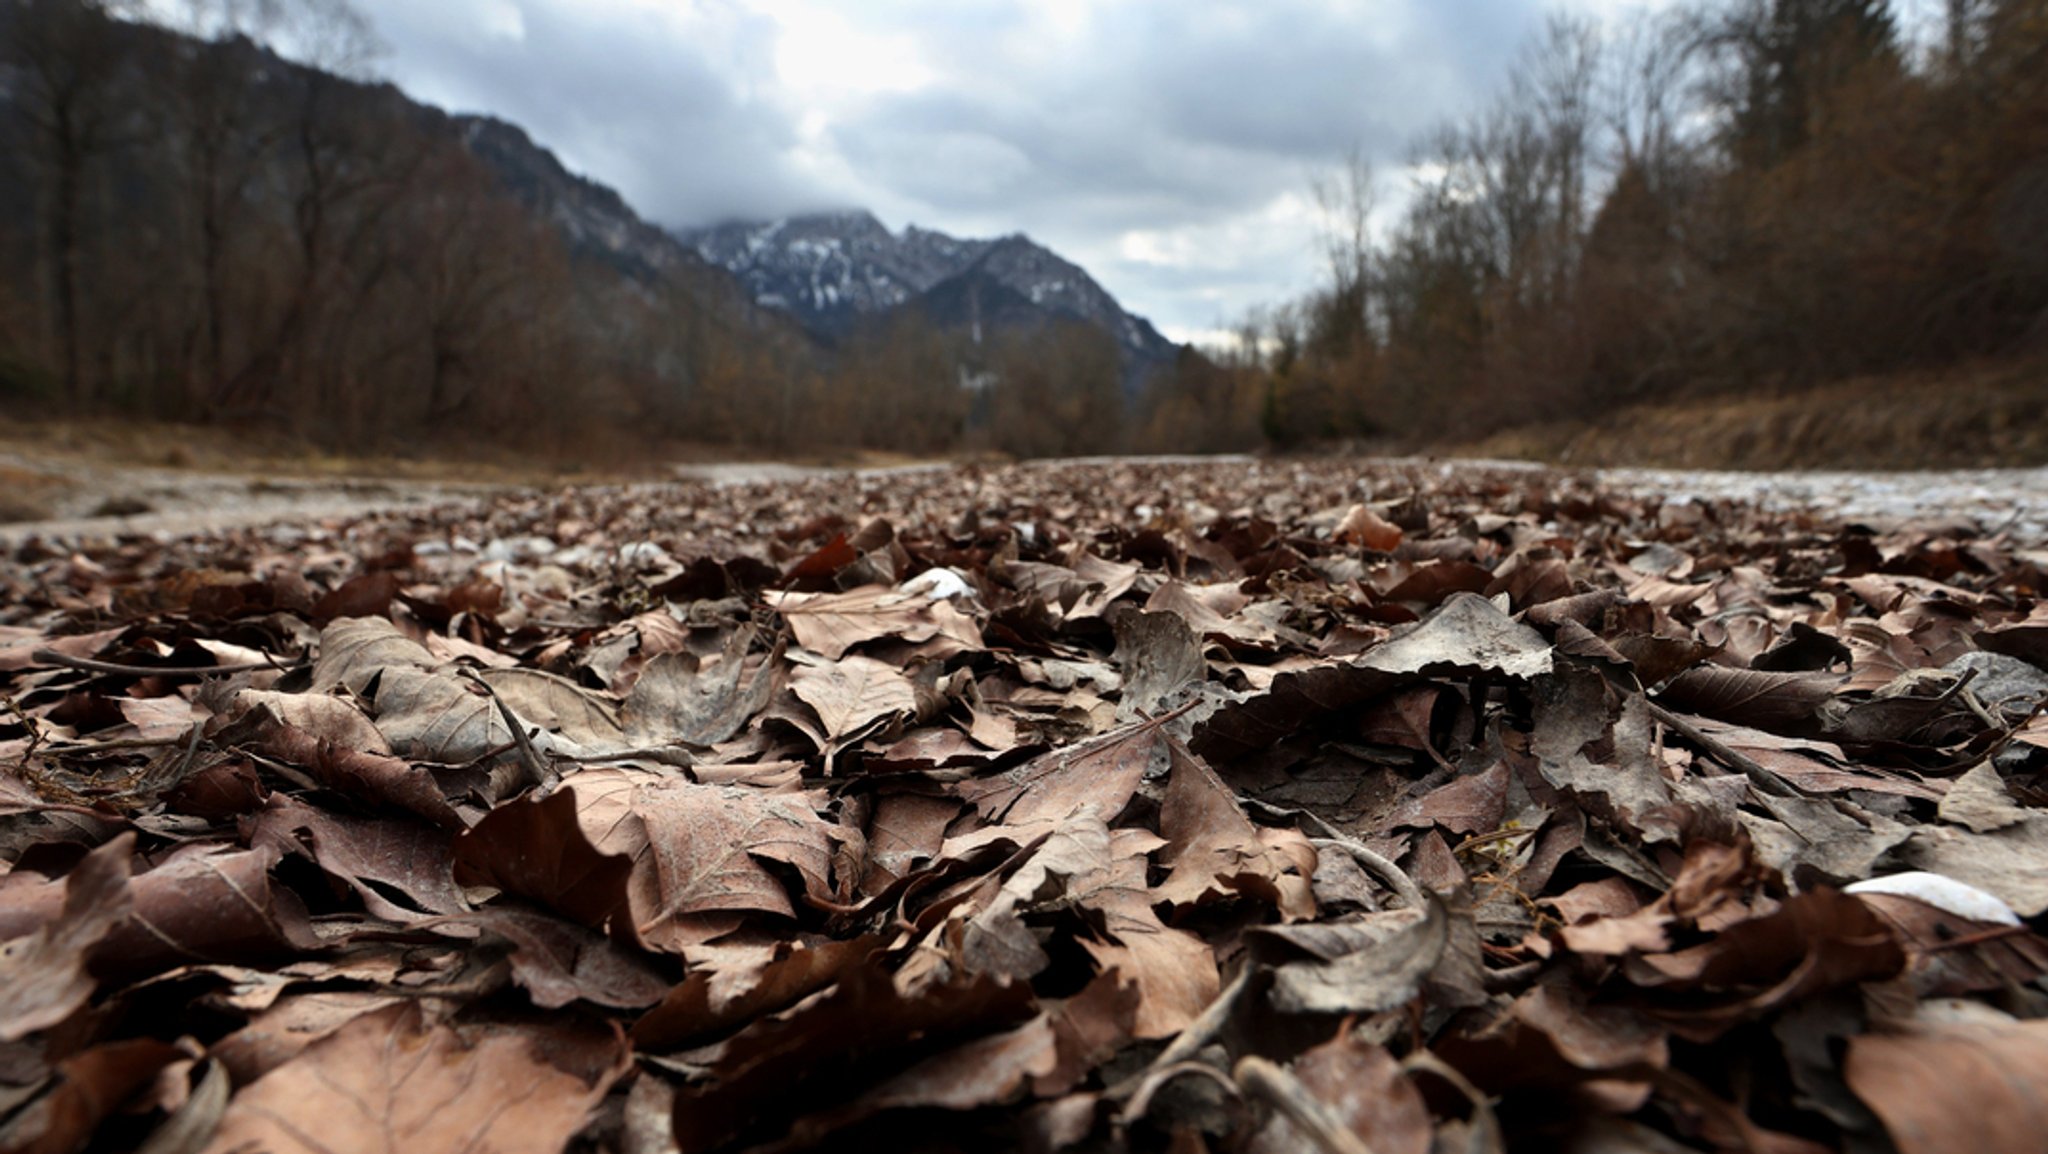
[0,462,67,523]
[0,416,678,487]
[8,356,2042,483]
[1456,357,2048,470]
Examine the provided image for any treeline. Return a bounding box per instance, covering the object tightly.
[10,0,2036,463]
[1209,0,2048,447]
[0,0,875,456]
[0,0,1173,460]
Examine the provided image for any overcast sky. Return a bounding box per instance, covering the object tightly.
[349,0,1671,344]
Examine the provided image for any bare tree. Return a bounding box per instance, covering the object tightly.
[147,0,295,398]
[3,0,142,407]
[208,0,388,416]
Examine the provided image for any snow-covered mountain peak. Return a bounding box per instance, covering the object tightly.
[674,212,1176,379]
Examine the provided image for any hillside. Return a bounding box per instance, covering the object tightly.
[0,2,1176,460]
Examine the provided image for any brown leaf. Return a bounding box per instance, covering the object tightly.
[1194,592,1552,760]
[209,991,407,1085]
[250,796,469,922]
[1335,504,1404,551]
[1846,1019,2048,1154]
[1113,607,1207,721]
[1154,739,1316,920]
[0,1039,184,1154]
[1658,664,1844,736]
[1559,839,1771,957]
[1532,664,1675,836]
[213,704,467,828]
[313,617,626,763]
[1060,825,1219,1038]
[1248,1031,1431,1154]
[460,767,841,951]
[438,906,670,1010]
[765,584,981,660]
[622,628,775,747]
[632,934,882,1050]
[474,666,625,751]
[788,654,917,743]
[0,840,318,984]
[670,962,1035,1150]
[777,1016,1063,1146]
[201,1003,625,1154]
[1262,893,1450,1016]
[856,793,959,897]
[1386,762,1510,836]
[0,833,132,1041]
[1144,580,1270,643]
[955,714,1169,828]
[452,784,633,932]
[1902,768,2048,916]
[220,687,390,755]
[1630,888,1905,1042]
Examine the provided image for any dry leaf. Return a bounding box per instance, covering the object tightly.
[202,1003,624,1154]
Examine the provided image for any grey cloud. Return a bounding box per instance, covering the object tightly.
[356,0,829,224]
[825,1,1545,229]
[346,0,1585,335]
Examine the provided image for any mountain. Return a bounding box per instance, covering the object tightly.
[678,211,1179,386]
[452,116,776,331]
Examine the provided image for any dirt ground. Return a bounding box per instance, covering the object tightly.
[5,441,2046,550]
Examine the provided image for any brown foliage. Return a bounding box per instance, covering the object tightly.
[6,457,2048,1149]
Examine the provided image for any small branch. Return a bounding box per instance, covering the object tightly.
[35,734,192,754]
[1399,1051,1503,1151]
[32,648,291,679]
[1117,1061,1242,1128]
[1241,796,1429,911]
[149,724,209,793]
[1932,666,1981,707]
[1310,836,1427,912]
[1109,964,1252,1111]
[1233,1055,1378,1154]
[240,750,323,793]
[1922,923,2033,952]
[1151,964,1250,1069]
[1642,699,1804,798]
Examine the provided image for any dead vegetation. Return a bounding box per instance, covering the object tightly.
[3,457,2048,1153]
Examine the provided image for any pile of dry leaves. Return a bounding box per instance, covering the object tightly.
[4,457,2048,1154]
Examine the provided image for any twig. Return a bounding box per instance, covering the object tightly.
[1240,796,1430,911]
[2,693,46,763]
[31,648,291,678]
[1116,1061,1242,1127]
[151,724,208,793]
[33,734,193,754]
[1921,923,2033,952]
[239,750,323,793]
[1233,1055,1377,1154]
[1310,836,1427,912]
[1109,965,1252,1112]
[1642,699,1804,798]
[1399,1051,1503,1152]
[1152,964,1250,1069]
[1931,665,1981,707]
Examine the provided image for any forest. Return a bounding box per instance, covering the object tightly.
[1,0,2045,460]
[1167,0,2048,453]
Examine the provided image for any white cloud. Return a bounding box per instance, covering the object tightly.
[349,0,1661,337]
[478,0,525,43]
